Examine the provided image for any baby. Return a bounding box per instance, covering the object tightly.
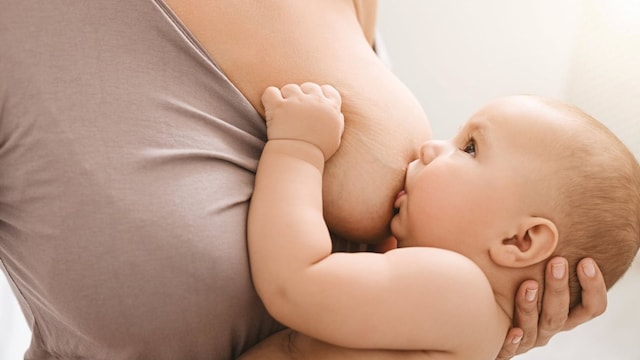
[246,83,640,359]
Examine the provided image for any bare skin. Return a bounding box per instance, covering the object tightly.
[249,83,508,359]
[238,329,442,360]
[247,85,613,360]
[162,0,608,358]
[165,0,428,243]
[240,258,607,360]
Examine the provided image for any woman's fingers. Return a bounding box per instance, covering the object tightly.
[512,279,540,352]
[495,327,524,360]
[536,257,570,346]
[505,257,608,359]
[563,258,607,330]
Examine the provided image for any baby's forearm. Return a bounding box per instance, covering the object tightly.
[248,139,335,323]
[249,83,353,340]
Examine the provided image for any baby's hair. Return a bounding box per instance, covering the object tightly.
[536,98,640,308]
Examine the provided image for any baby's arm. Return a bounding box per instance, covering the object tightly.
[249,82,344,289]
[248,82,344,314]
[239,329,440,360]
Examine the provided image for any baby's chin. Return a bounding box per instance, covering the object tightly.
[389,216,404,246]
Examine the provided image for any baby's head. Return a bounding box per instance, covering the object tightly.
[532,97,640,307]
[392,95,640,308]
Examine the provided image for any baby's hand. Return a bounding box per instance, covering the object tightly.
[261,83,345,161]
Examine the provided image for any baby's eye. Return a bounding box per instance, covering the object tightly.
[462,139,477,157]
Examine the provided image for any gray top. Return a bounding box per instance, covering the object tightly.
[0,1,282,358]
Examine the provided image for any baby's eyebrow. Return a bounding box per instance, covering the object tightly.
[459,119,486,138]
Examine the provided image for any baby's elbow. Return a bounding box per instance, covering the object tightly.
[255,280,297,324]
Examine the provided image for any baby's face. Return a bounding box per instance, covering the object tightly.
[391,96,568,257]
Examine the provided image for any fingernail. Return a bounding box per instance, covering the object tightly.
[512,335,522,344]
[552,262,565,279]
[525,288,537,302]
[583,260,596,278]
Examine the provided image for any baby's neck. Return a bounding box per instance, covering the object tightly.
[483,262,546,323]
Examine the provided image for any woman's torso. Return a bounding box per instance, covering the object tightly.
[0,1,280,358]
[0,0,431,358]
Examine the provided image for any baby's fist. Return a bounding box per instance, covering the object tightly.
[261,83,345,160]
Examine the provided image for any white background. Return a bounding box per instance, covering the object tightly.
[2,1,639,359]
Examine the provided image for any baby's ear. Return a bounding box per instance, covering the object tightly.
[489,217,558,268]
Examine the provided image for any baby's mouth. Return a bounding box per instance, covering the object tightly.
[393,190,406,210]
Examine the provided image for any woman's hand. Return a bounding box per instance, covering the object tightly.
[495,257,607,360]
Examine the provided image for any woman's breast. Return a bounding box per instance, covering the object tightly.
[322,74,432,244]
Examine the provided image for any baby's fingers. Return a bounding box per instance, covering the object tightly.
[261,86,284,110]
[300,82,324,96]
[321,84,342,106]
[280,83,303,98]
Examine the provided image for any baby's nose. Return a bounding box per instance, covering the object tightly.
[419,140,452,165]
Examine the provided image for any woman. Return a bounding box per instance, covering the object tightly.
[0,1,605,359]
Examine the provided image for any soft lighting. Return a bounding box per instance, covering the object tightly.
[599,0,640,36]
